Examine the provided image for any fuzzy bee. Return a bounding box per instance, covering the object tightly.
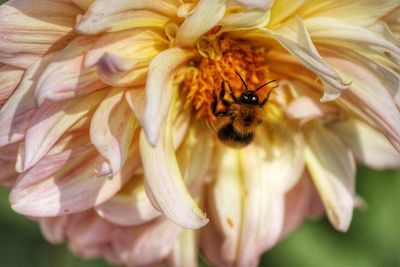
[211,72,276,148]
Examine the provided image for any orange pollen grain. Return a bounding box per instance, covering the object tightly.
[182,34,272,119]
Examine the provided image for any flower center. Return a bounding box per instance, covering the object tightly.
[182,33,274,119]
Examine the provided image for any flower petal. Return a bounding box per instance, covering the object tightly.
[140,103,208,229]
[297,0,399,26]
[0,0,80,68]
[304,17,400,64]
[236,144,285,267]
[176,0,227,47]
[269,0,306,26]
[260,17,350,101]
[39,216,68,244]
[323,48,400,152]
[76,0,175,35]
[143,48,195,145]
[0,53,56,147]
[208,148,242,264]
[23,90,107,171]
[125,87,146,125]
[10,142,140,216]
[168,230,198,267]
[331,118,400,170]
[0,65,24,106]
[220,8,269,30]
[305,123,355,232]
[90,88,136,175]
[112,218,182,266]
[36,36,106,105]
[95,177,160,226]
[285,96,339,122]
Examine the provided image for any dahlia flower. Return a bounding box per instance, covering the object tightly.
[0,0,400,266]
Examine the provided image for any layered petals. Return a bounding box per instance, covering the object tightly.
[305,123,356,232]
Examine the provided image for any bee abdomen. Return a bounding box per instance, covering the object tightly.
[217,123,254,148]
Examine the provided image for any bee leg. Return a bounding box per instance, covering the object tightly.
[226,81,239,103]
[260,89,273,107]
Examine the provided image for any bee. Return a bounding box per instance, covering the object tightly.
[211,72,276,148]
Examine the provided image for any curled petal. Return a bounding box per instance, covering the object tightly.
[0,65,24,106]
[22,90,107,171]
[95,178,161,226]
[125,87,146,125]
[176,0,227,47]
[0,0,79,68]
[36,36,106,105]
[140,103,208,229]
[143,48,195,145]
[10,142,140,217]
[331,118,400,169]
[0,53,56,147]
[77,1,172,35]
[305,123,355,232]
[221,8,269,30]
[90,88,137,175]
[260,17,350,101]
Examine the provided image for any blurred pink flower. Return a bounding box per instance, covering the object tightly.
[0,0,399,266]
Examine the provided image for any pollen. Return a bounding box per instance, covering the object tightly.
[182,33,272,119]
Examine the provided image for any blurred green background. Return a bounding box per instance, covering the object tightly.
[1,166,399,267]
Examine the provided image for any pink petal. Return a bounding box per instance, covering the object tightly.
[285,96,339,123]
[95,177,161,226]
[10,142,140,216]
[35,36,106,105]
[22,90,107,171]
[0,53,56,147]
[112,218,182,266]
[90,88,137,175]
[0,0,80,68]
[39,216,68,244]
[0,65,24,106]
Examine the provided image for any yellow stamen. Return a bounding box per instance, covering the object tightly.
[182,33,273,119]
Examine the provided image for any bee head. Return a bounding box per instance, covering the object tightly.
[240,92,259,105]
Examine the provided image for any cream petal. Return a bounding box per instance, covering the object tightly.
[236,144,285,267]
[0,142,20,186]
[261,17,350,101]
[125,87,146,125]
[143,48,195,145]
[168,230,198,267]
[10,143,139,216]
[0,0,80,68]
[331,118,400,170]
[220,8,269,30]
[77,6,170,35]
[140,104,208,229]
[304,17,400,64]
[112,218,182,266]
[323,50,400,152]
[72,0,94,10]
[285,96,339,122]
[269,0,306,26]
[0,65,24,106]
[39,216,68,244]
[36,36,106,105]
[23,90,107,171]
[208,148,242,264]
[305,123,355,232]
[95,178,161,226]
[176,0,227,47]
[231,0,271,9]
[90,88,136,175]
[297,0,400,26]
[0,53,56,147]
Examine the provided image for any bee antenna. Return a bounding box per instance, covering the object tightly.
[254,80,277,92]
[235,71,249,91]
